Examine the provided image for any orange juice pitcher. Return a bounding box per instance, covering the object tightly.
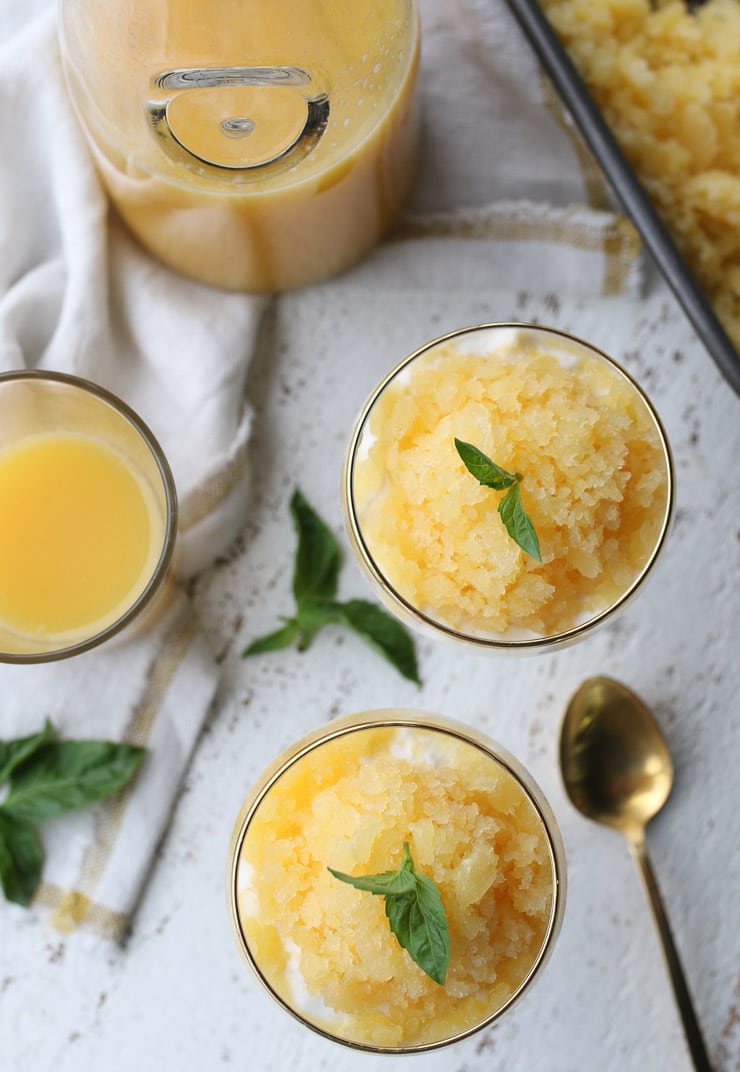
[58,0,420,291]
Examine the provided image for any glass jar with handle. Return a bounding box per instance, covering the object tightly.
[58,0,420,291]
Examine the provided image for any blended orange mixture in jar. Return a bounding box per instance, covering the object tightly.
[0,432,163,644]
[233,720,560,1050]
[59,0,420,291]
[349,327,671,641]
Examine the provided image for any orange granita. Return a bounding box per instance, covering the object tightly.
[236,723,558,1049]
[351,329,670,638]
[541,0,740,347]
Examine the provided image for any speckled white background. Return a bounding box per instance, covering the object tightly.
[2,1,740,1070]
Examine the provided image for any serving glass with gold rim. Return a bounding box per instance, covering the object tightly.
[342,322,674,654]
[227,708,566,1053]
[0,370,177,663]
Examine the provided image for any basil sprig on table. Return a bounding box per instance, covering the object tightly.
[329,842,450,985]
[454,438,542,562]
[0,720,145,906]
[242,489,420,684]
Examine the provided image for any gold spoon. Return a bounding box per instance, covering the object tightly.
[560,676,713,1071]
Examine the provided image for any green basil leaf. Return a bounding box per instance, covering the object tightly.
[328,863,417,896]
[0,809,44,906]
[241,492,421,683]
[498,482,542,562]
[290,489,341,604]
[454,438,518,490]
[406,873,451,985]
[242,619,299,656]
[456,439,542,560]
[335,599,421,684]
[329,842,417,895]
[2,740,146,823]
[0,719,56,785]
[329,842,450,985]
[399,842,415,873]
[385,890,415,955]
[295,600,344,651]
[328,866,418,895]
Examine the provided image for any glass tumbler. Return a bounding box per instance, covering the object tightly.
[342,323,674,653]
[0,371,177,662]
[58,0,420,292]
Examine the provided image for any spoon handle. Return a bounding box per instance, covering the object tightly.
[630,839,713,1071]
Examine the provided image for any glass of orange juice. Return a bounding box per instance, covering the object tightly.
[58,0,420,292]
[227,708,566,1052]
[0,370,177,663]
[342,323,674,653]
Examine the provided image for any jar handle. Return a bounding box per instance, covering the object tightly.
[146,66,329,182]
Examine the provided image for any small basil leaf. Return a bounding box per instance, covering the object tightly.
[290,489,341,604]
[242,619,299,656]
[454,439,518,490]
[2,741,146,823]
[498,483,542,562]
[328,866,417,896]
[385,890,415,954]
[329,842,417,895]
[336,600,421,684]
[407,873,451,985]
[0,718,56,785]
[0,809,44,906]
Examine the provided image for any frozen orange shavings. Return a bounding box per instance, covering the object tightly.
[541,0,740,347]
[238,726,555,1048]
[352,336,669,637]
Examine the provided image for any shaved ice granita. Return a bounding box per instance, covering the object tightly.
[343,323,673,651]
[227,710,566,1052]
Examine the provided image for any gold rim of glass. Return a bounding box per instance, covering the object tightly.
[0,369,178,663]
[226,708,567,1054]
[342,322,675,653]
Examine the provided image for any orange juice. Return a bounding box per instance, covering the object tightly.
[59,0,420,291]
[0,432,164,644]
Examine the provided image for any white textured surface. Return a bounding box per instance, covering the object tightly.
[3,261,739,1072]
[2,1,740,1071]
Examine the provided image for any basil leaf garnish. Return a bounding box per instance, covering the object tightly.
[454,438,519,490]
[455,439,542,561]
[498,482,542,563]
[329,842,450,985]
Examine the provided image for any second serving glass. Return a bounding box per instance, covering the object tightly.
[342,322,674,654]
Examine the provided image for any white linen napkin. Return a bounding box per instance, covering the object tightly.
[0,0,643,941]
[0,10,265,939]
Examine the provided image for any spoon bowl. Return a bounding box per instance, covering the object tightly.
[560,675,673,837]
[560,676,712,1071]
